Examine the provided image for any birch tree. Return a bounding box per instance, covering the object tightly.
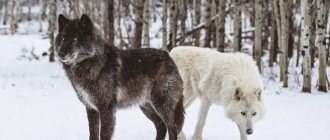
[193,0,201,46]
[310,3,317,68]
[162,0,168,51]
[168,0,177,50]
[254,0,262,72]
[216,0,226,52]
[133,0,144,48]
[3,0,8,25]
[204,0,212,48]
[39,0,47,32]
[273,0,283,79]
[103,0,109,42]
[279,0,291,87]
[269,3,278,67]
[9,0,15,34]
[49,0,57,62]
[143,0,151,48]
[301,0,312,93]
[316,0,327,92]
[178,0,187,45]
[73,0,80,17]
[108,0,115,46]
[233,0,242,52]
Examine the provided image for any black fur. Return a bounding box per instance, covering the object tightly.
[55,14,184,140]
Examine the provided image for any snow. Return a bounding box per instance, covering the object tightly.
[1,8,330,140]
[0,34,330,140]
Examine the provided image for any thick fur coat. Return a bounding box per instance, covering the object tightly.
[55,14,184,140]
[170,46,265,140]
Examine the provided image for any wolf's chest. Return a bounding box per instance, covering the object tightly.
[74,86,98,110]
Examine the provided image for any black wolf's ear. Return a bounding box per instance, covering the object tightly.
[79,14,93,30]
[58,14,69,32]
[234,87,243,101]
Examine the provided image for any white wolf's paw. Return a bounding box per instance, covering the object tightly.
[192,136,203,140]
[178,132,186,140]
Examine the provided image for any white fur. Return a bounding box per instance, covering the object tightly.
[170,46,266,140]
[75,85,98,111]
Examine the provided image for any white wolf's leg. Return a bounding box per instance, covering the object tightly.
[237,125,248,140]
[193,98,211,140]
[178,94,198,140]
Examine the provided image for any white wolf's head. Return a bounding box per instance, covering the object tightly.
[225,87,265,135]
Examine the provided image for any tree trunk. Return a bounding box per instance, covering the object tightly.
[301,0,312,93]
[133,0,144,48]
[269,3,278,67]
[178,0,187,45]
[254,0,262,72]
[162,0,168,51]
[143,0,151,48]
[279,0,290,87]
[3,0,8,25]
[168,0,177,50]
[204,0,212,48]
[103,0,109,42]
[193,0,201,46]
[9,0,15,34]
[316,0,327,92]
[216,0,226,52]
[49,0,57,62]
[27,0,32,21]
[273,0,283,80]
[310,3,317,68]
[74,0,80,17]
[39,0,46,32]
[108,0,115,46]
[233,0,242,52]
[211,0,219,48]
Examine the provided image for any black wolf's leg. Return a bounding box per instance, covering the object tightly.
[99,104,116,140]
[87,108,100,140]
[152,97,178,140]
[140,103,167,140]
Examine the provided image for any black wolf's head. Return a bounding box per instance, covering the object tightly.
[55,14,103,65]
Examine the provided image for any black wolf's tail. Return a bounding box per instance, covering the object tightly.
[175,95,185,133]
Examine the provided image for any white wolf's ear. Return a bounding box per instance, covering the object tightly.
[255,89,262,101]
[234,87,243,101]
[58,14,69,32]
[79,14,93,30]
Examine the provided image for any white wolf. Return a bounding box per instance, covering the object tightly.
[170,46,266,140]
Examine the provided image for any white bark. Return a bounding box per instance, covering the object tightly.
[204,0,212,48]
[169,0,177,50]
[49,0,57,62]
[194,0,201,46]
[233,0,241,52]
[301,0,312,93]
[9,0,15,34]
[143,0,151,48]
[216,0,226,52]
[273,0,283,79]
[255,0,262,72]
[162,0,168,51]
[279,0,290,87]
[316,0,327,92]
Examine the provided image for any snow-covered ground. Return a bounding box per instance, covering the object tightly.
[0,33,330,140]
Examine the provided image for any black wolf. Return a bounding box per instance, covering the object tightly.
[55,14,184,140]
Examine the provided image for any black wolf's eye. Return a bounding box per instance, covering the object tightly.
[252,112,257,116]
[73,38,77,41]
[241,112,246,116]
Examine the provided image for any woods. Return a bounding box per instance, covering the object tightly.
[0,0,329,93]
